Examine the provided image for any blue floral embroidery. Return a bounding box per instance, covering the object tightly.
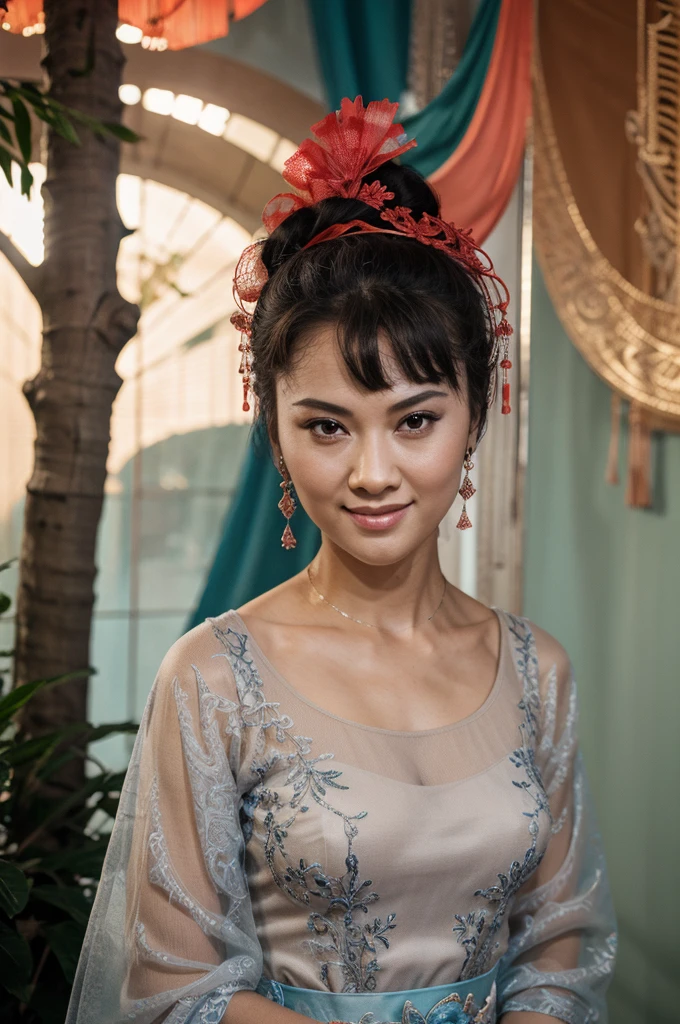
[353,983,496,1024]
[453,614,551,980]
[209,618,397,993]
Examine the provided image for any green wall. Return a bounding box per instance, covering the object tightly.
[524,264,680,1023]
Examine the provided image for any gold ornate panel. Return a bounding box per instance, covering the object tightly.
[534,59,680,432]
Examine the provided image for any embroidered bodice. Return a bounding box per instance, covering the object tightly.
[65,608,616,1024]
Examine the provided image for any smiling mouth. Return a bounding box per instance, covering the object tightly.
[342,502,413,530]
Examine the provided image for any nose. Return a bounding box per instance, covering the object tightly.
[347,433,402,495]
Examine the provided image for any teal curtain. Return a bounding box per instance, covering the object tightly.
[187,2,416,626]
[307,0,501,179]
[186,425,321,627]
[525,264,680,1024]
[401,0,501,178]
[307,0,412,111]
[187,0,503,625]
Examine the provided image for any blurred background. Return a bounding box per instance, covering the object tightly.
[0,1,678,1022]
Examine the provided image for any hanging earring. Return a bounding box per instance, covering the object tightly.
[278,454,297,549]
[456,448,476,531]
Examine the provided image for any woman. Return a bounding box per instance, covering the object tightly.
[67,98,616,1024]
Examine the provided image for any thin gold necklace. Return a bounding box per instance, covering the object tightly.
[306,564,448,630]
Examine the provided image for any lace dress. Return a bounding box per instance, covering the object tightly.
[66,608,616,1024]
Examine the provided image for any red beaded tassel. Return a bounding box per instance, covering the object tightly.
[231,310,254,413]
[239,345,252,412]
[497,316,513,416]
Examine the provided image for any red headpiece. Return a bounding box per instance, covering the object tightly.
[232,96,512,416]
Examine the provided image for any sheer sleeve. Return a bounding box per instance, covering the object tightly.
[496,622,617,1023]
[66,622,263,1024]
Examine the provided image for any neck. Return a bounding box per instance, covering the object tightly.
[308,533,446,634]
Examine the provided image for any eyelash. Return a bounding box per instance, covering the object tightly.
[304,411,441,441]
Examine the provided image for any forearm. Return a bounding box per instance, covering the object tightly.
[223,989,313,1024]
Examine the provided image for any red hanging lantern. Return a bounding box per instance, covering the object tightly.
[118,0,269,49]
[1,1,269,49]
[0,1,44,35]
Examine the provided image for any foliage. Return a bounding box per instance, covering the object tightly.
[0,78,139,196]
[0,564,138,1023]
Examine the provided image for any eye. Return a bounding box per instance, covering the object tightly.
[398,412,440,433]
[306,418,347,439]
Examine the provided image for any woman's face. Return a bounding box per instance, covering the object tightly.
[274,326,474,567]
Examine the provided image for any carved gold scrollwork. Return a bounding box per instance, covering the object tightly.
[533,58,680,432]
[626,2,678,300]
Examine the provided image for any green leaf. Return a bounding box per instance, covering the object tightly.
[0,919,33,995]
[0,118,10,145]
[0,860,29,917]
[20,162,33,197]
[0,558,17,572]
[51,110,81,146]
[0,718,135,768]
[10,97,31,164]
[0,594,10,614]
[39,836,110,876]
[0,669,93,727]
[86,720,138,743]
[94,795,120,819]
[44,919,85,983]
[0,974,32,1003]
[0,145,12,188]
[1,729,76,768]
[31,885,91,926]
[19,81,42,98]
[27,983,72,1024]
[101,121,141,144]
[35,769,127,835]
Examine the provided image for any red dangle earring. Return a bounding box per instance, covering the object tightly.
[456,448,476,531]
[278,454,297,549]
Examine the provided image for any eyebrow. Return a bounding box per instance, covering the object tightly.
[292,389,450,417]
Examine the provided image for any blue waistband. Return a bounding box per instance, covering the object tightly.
[256,960,499,1023]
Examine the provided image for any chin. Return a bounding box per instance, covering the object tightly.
[324,520,443,567]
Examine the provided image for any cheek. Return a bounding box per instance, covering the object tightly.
[286,444,348,508]
[405,445,463,517]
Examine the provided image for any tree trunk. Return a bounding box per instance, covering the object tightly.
[13,0,139,776]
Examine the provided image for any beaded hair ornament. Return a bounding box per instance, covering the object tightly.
[231,96,513,417]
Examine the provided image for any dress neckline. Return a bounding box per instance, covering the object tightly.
[223,606,508,738]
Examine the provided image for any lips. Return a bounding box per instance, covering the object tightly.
[343,502,412,531]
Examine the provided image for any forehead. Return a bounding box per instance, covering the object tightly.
[277,324,456,404]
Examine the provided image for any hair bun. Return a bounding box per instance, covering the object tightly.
[362,160,440,219]
[261,160,439,274]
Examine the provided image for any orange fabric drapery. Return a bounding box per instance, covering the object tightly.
[1,1,269,49]
[429,0,532,244]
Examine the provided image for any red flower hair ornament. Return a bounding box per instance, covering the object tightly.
[232,96,512,416]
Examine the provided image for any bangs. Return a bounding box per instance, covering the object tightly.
[332,286,462,394]
[253,230,493,439]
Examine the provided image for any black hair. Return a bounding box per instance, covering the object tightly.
[250,159,495,444]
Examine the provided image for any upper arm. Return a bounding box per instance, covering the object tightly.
[121,621,262,1008]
